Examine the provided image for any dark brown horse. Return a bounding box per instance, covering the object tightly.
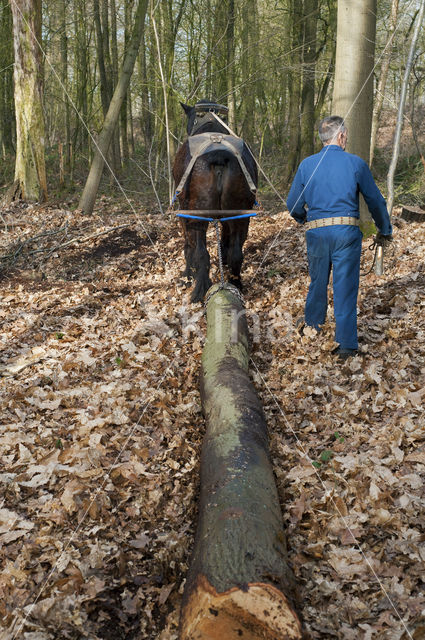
[172,100,258,303]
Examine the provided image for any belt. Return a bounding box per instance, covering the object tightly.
[305,216,359,230]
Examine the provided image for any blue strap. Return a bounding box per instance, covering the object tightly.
[176,212,257,223]
[176,213,215,222]
[219,212,257,222]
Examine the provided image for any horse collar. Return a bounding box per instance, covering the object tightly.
[189,111,222,136]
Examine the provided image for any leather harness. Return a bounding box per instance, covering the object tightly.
[174,132,257,198]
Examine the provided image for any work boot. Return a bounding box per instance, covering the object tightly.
[334,347,358,361]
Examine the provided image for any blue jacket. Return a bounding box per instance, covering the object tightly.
[287,145,392,235]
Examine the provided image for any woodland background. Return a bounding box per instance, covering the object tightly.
[0,0,425,205]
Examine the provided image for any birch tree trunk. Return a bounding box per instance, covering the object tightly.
[78,0,148,214]
[387,0,425,218]
[180,284,302,640]
[332,0,377,233]
[369,0,399,165]
[11,0,47,202]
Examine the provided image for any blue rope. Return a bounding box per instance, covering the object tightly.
[219,212,257,222]
[176,213,215,222]
[176,212,257,223]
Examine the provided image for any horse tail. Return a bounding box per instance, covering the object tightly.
[214,165,225,195]
[205,149,234,197]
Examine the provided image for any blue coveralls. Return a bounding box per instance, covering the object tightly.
[287,145,392,350]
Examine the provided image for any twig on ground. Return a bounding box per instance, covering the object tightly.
[0,223,129,265]
[39,224,131,259]
[0,225,69,262]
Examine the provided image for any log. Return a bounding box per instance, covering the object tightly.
[180,284,302,640]
[400,205,425,223]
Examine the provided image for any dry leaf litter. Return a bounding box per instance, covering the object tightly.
[0,202,424,640]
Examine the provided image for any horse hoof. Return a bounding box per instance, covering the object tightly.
[190,278,212,303]
[229,277,242,291]
[190,291,204,303]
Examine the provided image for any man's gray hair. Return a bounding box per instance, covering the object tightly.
[318,116,346,143]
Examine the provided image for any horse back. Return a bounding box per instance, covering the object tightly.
[173,136,257,209]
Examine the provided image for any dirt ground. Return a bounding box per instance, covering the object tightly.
[0,200,424,639]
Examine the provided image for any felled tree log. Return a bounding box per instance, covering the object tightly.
[401,205,425,223]
[180,284,302,640]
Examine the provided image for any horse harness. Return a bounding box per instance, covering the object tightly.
[174,132,257,200]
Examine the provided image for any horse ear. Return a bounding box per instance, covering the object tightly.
[180,102,192,115]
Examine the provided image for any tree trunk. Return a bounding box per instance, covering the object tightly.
[151,2,173,203]
[59,0,71,172]
[332,0,377,234]
[72,0,89,162]
[369,0,399,165]
[78,0,148,214]
[240,0,257,141]
[205,0,212,97]
[120,0,132,163]
[386,0,425,218]
[300,0,318,160]
[11,0,47,202]
[0,0,15,157]
[284,0,303,184]
[226,0,236,129]
[93,0,110,118]
[180,284,302,640]
[110,0,121,170]
[138,30,152,150]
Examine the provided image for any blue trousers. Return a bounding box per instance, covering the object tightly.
[305,226,362,350]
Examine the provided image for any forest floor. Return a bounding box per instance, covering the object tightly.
[0,198,424,640]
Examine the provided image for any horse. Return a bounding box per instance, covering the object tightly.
[172,100,258,303]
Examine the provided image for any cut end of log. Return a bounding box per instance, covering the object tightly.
[180,575,302,640]
[400,205,425,223]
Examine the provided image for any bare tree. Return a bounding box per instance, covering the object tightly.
[387,0,425,217]
[332,0,377,232]
[78,0,149,214]
[370,0,399,166]
[10,0,47,202]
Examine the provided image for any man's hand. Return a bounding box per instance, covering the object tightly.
[375,231,393,246]
[291,212,306,225]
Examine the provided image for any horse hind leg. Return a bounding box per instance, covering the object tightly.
[223,219,250,290]
[179,220,196,280]
[190,226,212,303]
[183,242,196,280]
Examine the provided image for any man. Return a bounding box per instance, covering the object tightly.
[286,115,393,359]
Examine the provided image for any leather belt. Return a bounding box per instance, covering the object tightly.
[305,216,359,230]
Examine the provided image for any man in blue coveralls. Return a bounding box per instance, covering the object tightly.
[286,116,393,359]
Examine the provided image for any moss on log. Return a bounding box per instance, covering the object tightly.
[180,284,302,640]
